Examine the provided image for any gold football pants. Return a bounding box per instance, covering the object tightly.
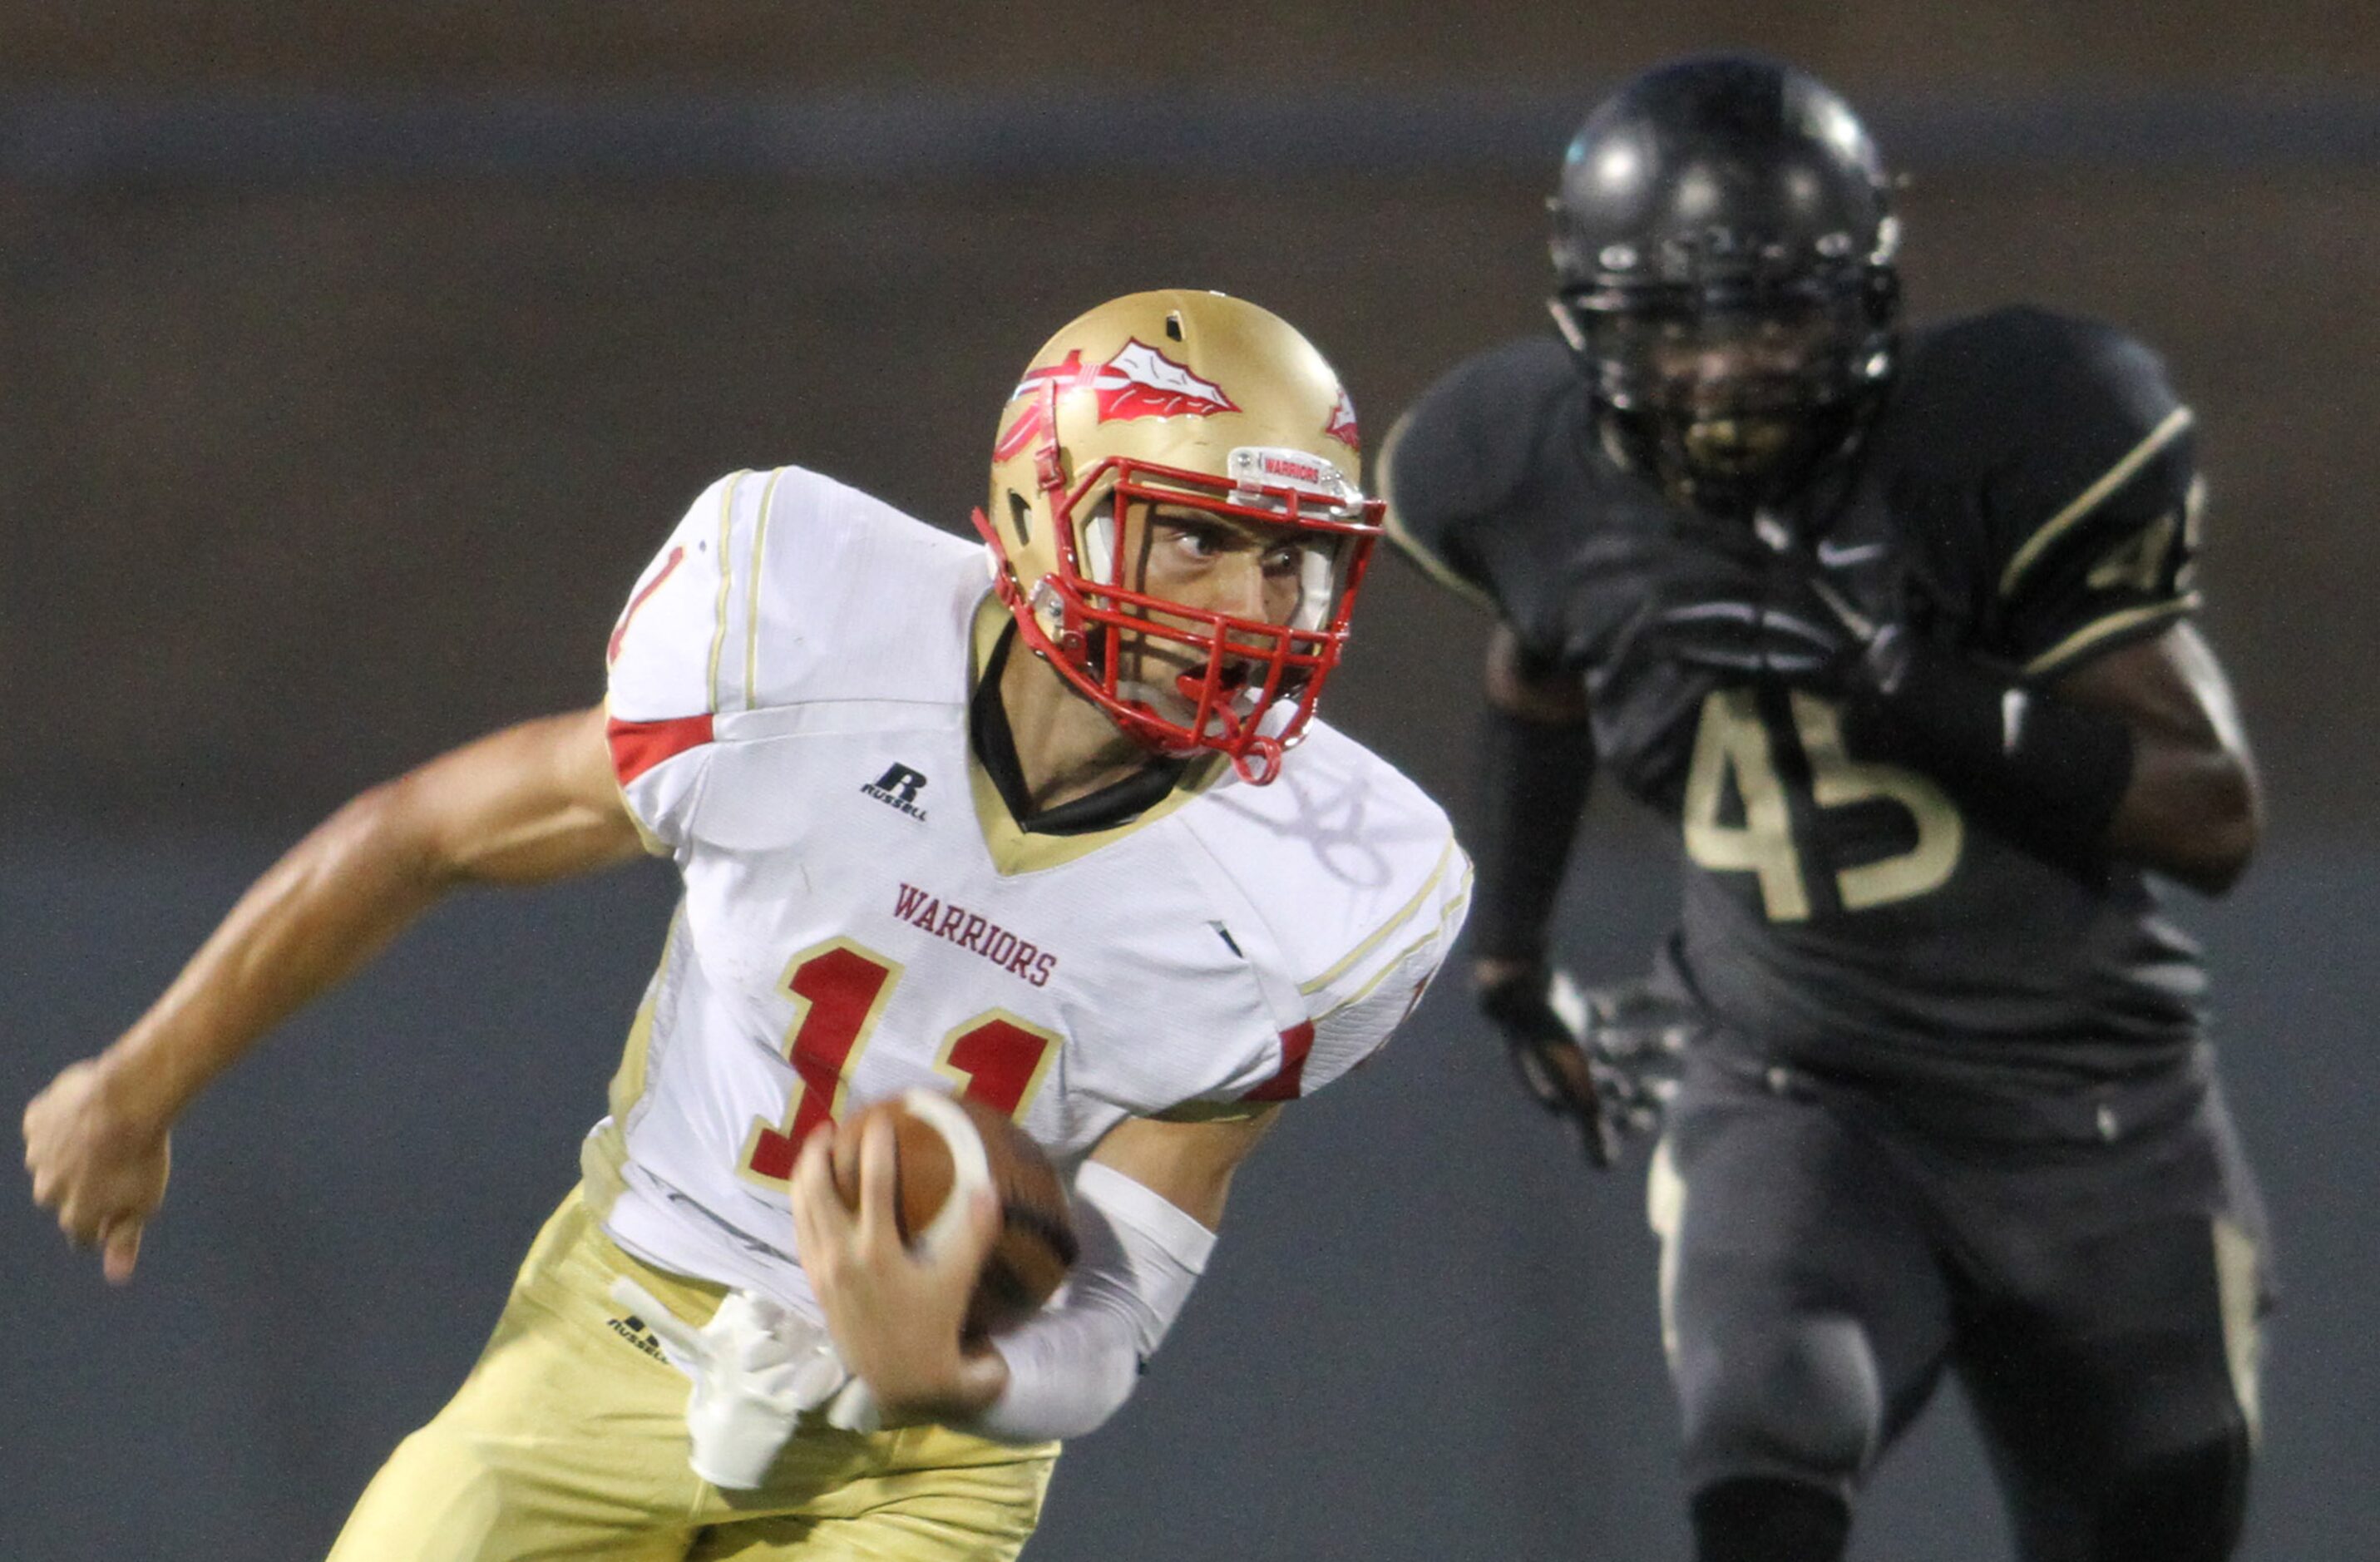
[327,1189,1056,1561]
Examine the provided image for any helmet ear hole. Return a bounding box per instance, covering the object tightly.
[1006,490,1033,546]
[1164,311,1184,341]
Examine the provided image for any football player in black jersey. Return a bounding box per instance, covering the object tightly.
[1385,55,2270,1562]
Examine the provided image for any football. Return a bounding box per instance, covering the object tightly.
[829,1089,1078,1336]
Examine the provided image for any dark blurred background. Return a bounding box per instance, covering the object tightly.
[5,6,2375,1560]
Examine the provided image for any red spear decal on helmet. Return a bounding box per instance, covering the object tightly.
[1092,340,1242,423]
[1324,387,1360,451]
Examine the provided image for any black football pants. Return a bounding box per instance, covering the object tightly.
[1650,1047,2269,1562]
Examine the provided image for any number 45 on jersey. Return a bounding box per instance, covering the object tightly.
[1683,689,1964,922]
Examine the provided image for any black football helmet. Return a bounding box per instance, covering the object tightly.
[1548,56,1901,518]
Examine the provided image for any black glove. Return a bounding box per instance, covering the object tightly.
[1643,538,1879,693]
[1477,963,1695,1169]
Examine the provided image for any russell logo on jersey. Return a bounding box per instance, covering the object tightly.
[860,762,930,821]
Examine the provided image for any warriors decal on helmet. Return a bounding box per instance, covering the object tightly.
[974,290,1384,783]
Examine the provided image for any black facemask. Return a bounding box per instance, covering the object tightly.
[1556,287,1891,517]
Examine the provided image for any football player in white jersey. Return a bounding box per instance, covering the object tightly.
[24,289,1469,1561]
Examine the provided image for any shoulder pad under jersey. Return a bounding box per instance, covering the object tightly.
[604,466,985,850]
[1177,721,1470,1107]
[1383,337,1583,608]
[1879,307,2200,675]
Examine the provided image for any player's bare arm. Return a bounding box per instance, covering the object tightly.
[1386,394,1629,1157]
[1085,1104,1279,1230]
[1484,622,1592,725]
[22,705,642,1283]
[2053,621,2261,894]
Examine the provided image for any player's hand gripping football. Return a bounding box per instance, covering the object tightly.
[1476,962,1691,1169]
[22,1056,172,1283]
[788,1115,1010,1426]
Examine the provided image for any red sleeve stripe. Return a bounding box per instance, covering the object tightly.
[607,713,714,787]
[608,545,686,665]
[1240,1021,1315,1103]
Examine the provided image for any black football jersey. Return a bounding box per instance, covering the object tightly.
[1388,307,2210,1086]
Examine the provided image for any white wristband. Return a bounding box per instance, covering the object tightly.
[966,1160,1216,1445]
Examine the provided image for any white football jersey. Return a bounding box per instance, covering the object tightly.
[586,466,1469,1313]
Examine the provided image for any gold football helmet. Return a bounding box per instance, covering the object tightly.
[973,290,1383,783]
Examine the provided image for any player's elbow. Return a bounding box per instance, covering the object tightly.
[1484,625,1590,723]
[2187,782,2261,897]
[1058,1354,1142,1443]
[971,1330,1143,1446]
[966,1273,1165,1446]
[2151,762,2261,897]
[331,774,458,889]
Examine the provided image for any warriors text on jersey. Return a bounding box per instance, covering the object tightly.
[1388,306,2204,1087]
[593,467,1468,1312]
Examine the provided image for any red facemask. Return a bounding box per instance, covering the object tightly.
[975,451,1382,785]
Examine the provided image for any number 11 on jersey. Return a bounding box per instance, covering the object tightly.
[738,937,1063,1187]
[739,940,900,1184]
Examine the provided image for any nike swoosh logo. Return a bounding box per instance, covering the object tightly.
[1816,539,1885,568]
